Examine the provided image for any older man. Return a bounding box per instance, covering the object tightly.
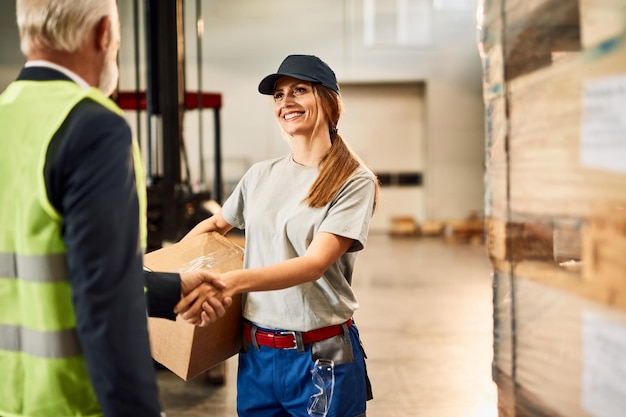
[0,1,229,415]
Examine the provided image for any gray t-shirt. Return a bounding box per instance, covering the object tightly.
[221,154,376,331]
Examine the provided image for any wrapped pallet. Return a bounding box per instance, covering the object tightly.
[478,0,626,415]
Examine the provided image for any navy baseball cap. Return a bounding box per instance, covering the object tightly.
[258,54,339,95]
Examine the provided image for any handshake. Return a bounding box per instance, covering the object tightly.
[175,270,233,327]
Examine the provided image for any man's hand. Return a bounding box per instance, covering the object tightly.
[176,270,232,327]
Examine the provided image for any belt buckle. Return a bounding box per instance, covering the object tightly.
[279,331,298,350]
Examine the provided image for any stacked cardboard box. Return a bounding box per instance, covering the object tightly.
[478,0,626,415]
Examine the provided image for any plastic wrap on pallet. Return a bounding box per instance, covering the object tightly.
[504,0,581,80]
[485,207,626,313]
[581,204,626,309]
[485,217,554,264]
[581,310,626,417]
[479,1,626,417]
[483,96,508,220]
[477,0,581,94]
[514,278,581,417]
[493,269,518,417]
[580,0,626,49]
[514,276,626,417]
[507,39,626,219]
[495,268,626,417]
[476,0,505,101]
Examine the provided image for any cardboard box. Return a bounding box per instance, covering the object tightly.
[144,232,244,381]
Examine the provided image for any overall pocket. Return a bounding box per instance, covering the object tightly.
[311,333,354,365]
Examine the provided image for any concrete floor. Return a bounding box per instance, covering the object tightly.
[157,234,498,417]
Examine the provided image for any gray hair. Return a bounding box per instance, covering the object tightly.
[16,0,117,56]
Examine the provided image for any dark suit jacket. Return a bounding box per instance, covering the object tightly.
[17,65,177,416]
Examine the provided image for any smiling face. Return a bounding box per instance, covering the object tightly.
[272,76,327,137]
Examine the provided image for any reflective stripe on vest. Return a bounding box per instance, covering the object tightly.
[0,252,66,282]
[0,324,81,358]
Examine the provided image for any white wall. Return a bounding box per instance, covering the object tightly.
[340,82,427,232]
[0,0,485,226]
[158,0,485,223]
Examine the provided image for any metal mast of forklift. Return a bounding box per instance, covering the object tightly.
[146,0,183,242]
[138,0,222,245]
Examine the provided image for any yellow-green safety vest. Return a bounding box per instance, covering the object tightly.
[0,79,147,416]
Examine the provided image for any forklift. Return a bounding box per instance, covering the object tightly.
[115,0,229,385]
[115,0,223,250]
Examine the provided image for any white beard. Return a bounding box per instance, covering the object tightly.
[98,50,119,97]
[98,16,120,98]
[97,3,121,97]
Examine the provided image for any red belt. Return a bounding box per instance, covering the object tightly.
[243,319,353,350]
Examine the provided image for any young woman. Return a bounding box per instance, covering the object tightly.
[179,54,379,417]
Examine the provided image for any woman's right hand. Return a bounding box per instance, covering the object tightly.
[176,270,232,326]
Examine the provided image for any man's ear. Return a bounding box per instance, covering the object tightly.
[94,15,111,52]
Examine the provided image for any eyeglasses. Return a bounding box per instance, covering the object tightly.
[307,358,335,417]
